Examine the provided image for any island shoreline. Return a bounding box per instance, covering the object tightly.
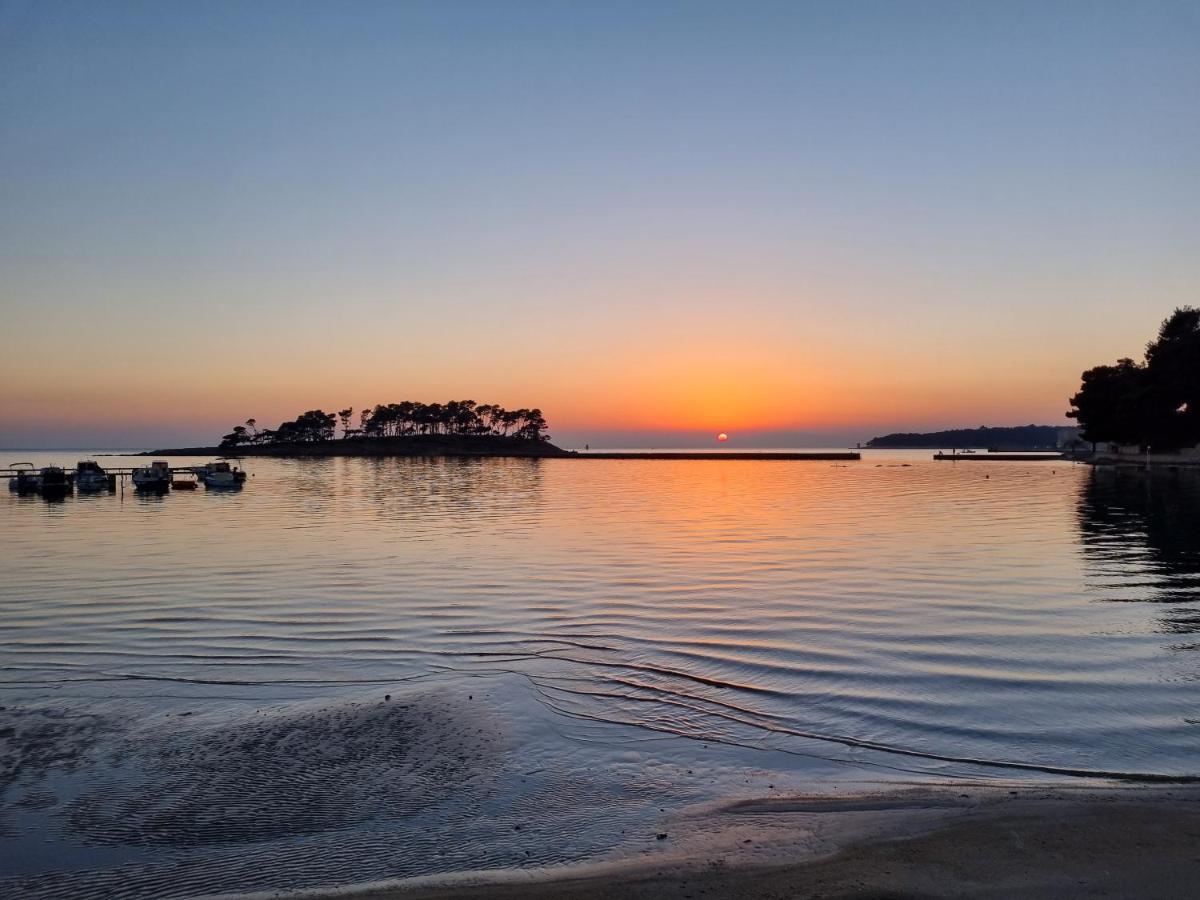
[137,435,572,458]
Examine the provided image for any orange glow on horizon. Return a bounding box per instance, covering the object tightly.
[0,303,1083,443]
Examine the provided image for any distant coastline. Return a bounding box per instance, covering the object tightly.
[866,424,1071,450]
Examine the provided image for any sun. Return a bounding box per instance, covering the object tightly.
[717,432,729,442]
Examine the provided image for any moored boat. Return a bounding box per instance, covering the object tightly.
[132,460,172,492]
[196,460,246,488]
[38,466,72,499]
[171,472,198,490]
[74,460,111,492]
[7,462,40,493]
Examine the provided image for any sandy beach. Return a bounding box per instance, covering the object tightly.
[285,785,1200,900]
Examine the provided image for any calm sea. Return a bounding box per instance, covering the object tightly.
[2,450,1198,897]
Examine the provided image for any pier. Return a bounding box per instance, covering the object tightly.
[4,463,242,495]
[2,465,136,488]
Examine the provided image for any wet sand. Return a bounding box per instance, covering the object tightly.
[298,785,1200,900]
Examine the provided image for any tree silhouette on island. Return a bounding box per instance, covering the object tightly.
[215,401,557,456]
[1068,307,1200,451]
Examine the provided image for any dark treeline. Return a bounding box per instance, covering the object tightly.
[866,425,1063,449]
[221,401,550,448]
[1068,307,1200,450]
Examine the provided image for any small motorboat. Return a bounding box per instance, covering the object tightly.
[7,462,40,493]
[132,460,172,492]
[74,460,111,492]
[171,472,198,490]
[38,466,72,499]
[196,460,246,489]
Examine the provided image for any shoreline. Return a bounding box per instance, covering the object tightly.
[1091,452,1200,467]
[275,784,1200,900]
[934,452,1067,461]
[138,435,571,458]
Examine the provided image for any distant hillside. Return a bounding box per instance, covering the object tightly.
[866,425,1071,449]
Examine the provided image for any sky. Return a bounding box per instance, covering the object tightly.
[1,0,1197,448]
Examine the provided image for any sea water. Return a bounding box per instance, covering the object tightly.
[2,451,1198,896]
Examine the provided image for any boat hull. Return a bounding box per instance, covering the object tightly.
[37,468,72,498]
[75,474,110,492]
[202,473,241,488]
[8,475,42,493]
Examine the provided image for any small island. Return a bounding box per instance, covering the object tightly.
[145,401,570,458]
[143,400,861,461]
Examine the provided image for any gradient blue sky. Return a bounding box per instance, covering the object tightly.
[1,1,1197,448]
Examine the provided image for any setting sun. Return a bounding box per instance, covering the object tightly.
[717,433,729,442]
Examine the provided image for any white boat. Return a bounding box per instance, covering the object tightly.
[196,460,246,489]
[7,462,40,493]
[132,460,171,491]
[74,460,110,492]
